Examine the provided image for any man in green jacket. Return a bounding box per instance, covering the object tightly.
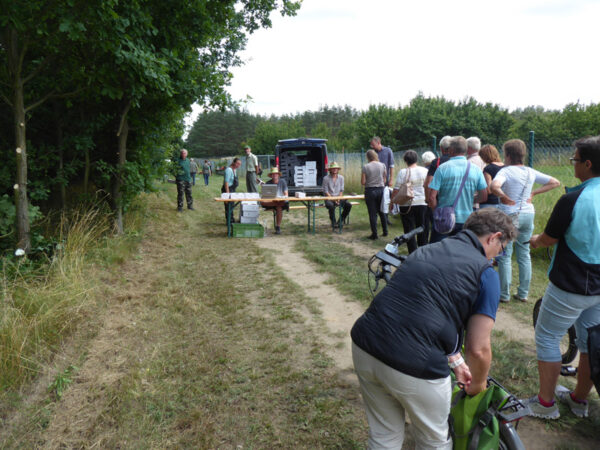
[176,149,194,212]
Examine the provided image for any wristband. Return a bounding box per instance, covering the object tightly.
[448,356,465,369]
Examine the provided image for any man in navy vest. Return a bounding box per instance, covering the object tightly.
[351,208,517,449]
[526,135,600,420]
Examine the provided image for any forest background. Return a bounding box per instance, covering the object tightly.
[185,97,600,157]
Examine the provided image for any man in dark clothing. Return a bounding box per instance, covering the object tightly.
[176,149,193,212]
[351,208,517,449]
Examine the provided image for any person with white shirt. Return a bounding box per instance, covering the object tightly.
[392,150,428,253]
[491,139,560,302]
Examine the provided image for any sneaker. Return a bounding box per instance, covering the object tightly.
[499,297,510,303]
[367,234,378,240]
[275,226,281,235]
[513,294,527,302]
[177,207,183,212]
[555,385,589,418]
[188,206,195,211]
[525,395,560,419]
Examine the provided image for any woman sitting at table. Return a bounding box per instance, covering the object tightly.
[261,167,289,235]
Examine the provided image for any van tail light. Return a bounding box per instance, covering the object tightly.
[324,153,328,173]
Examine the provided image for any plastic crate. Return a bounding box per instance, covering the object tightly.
[232,223,264,238]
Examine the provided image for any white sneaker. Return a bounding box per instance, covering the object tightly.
[555,385,589,418]
[525,395,560,419]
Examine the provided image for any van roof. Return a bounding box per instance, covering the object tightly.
[277,138,327,146]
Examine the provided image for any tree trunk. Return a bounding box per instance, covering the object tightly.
[14,81,30,252]
[7,27,31,252]
[54,102,66,209]
[84,148,90,195]
[81,109,90,195]
[112,100,131,234]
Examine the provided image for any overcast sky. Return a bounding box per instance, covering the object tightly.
[186,0,599,128]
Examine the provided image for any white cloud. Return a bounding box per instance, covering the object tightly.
[185,0,600,128]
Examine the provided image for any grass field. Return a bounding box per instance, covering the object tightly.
[1,168,598,448]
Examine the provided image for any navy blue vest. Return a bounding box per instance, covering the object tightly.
[351,230,491,379]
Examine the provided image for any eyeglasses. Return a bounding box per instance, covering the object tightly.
[569,157,581,165]
[500,241,506,257]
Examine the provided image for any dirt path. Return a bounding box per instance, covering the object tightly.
[256,236,364,382]
[258,230,598,449]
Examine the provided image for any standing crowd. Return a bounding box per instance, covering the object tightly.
[175,136,600,448]
[352,135,600,448]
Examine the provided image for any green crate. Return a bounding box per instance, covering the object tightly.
[232,223,264,238]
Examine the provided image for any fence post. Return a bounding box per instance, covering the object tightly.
[528,131,535,167]
[432,136,438,157]
[343,150,347,171]
[361,148,365,167]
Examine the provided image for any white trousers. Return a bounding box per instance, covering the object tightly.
[352,343,452,450]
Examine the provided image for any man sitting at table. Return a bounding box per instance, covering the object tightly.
[261,167,288,235]
[323,162,352,230]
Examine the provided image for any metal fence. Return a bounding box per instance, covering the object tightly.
[213,132,579,188]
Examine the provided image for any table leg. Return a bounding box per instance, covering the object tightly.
[226,201,240,237]
[312,201,316,235]
[227,202,232,237]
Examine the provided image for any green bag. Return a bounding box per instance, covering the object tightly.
[450,384,510,450]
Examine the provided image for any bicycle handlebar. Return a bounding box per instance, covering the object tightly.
[393,226,424,246]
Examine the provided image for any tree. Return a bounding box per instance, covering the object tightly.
[0,0,88,251]
[1,0,302,243]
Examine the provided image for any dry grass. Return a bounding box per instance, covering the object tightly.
[0,205,137,391]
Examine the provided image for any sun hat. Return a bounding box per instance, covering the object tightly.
[329,162,341,170]
[267,167,282,177]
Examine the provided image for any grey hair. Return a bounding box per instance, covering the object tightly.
[464,208,518,242]
[439,135,452,151]
[466,137,481,152]
[421,151,436,165]
[449,136,467,155]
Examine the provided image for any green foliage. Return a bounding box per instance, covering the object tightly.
[185,108,261,157]
[48,365,78,400]
[0,0,301,247]
[0,195,42,251]
[248,119,307,154]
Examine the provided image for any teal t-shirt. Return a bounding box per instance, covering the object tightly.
[429,156,487,223]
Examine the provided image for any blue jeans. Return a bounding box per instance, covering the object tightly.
[191,172,196,185]
[496,212,534,300]
[535,282,600,361]
[203,173,210,185]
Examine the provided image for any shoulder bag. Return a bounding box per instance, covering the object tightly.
[391,168,414,206]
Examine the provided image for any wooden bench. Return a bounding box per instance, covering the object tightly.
[271,201,360,226]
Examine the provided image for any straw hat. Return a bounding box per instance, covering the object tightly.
[328,162,341,170]
[267,167,282,177]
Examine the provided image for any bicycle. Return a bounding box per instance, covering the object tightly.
[367,230,529,449]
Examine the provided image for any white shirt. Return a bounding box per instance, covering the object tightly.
[493,165,551,215]
[394,166,428,206]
